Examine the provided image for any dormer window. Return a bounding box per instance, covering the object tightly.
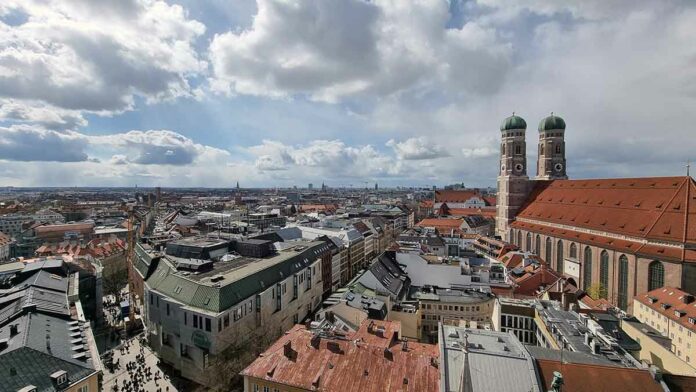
[674,310,686,318]
[647,297,657,304]
[661,303,671,310]
[689,317,696,325]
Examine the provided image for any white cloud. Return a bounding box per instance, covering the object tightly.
[0,0,206,120]
[387,137,449,160]
[0,125,88,162]
[208,0,511,102]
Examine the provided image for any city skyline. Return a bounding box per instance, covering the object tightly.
[0,0,695,188]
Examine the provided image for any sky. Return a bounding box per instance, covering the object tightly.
[0,0,694,188]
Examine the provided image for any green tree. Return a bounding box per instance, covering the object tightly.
[586,283,607,300]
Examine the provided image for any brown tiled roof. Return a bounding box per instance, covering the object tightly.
[446,208,496,218]
[241,321,439,392]
[516,176,696,247]
[536,359,665,392]
[434,190,481,203]
[635,286,696,332]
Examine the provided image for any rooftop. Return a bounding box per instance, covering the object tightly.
[241,320,439,392]
[439,325,541,392]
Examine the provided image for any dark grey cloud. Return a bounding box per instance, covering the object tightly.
[0,126,88,162]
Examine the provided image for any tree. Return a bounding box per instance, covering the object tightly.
[205,322,286,391]
[586,283,607,301]
[102,257,128,301]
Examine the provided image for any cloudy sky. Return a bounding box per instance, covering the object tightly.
[0,0,694,188]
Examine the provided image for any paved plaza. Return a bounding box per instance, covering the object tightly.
[102,333,189,392]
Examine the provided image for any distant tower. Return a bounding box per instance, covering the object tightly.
[375,183,378,190]
[496,113,531,240]
[536,113,568,180]
[236,181,240,190]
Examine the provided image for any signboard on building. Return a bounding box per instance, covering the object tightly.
[192,330,211,350]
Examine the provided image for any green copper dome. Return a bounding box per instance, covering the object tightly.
[538,114,566,131]
[500,114,527,131]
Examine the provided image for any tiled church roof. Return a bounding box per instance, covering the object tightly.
[513,176,696,261]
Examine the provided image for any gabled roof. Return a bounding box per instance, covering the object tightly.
[635,286,696,332]
[435,190,482,203]
[516,177,696,248]
[240,321,439,392]
[535,359,664,392]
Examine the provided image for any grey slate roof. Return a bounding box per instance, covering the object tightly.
[0,313,97,392]
[146,240,331,313]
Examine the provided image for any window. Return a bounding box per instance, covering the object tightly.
[583,247,593,291]
[569,243,577,259]
[78,386,89,392]
[545,238,552,265]
[218,318,222,332]
[517,231,523,248]
[648,260,664,291]
[181,344,190,359]
[282,282,287,294]
[293,274,299,299]
[600,251,609,299]
[618,255,629,311]
[234,307,243,321]
[184,312,187,326]
[276,283,282,311]
[253,384,259,392]
[515,145,522,155]
[556,240,564,273]
[526,233,532,252]
[205,318,211,332]
[535,234,541,255]
[224,314,230,328]
[166,303,170,316]
[193,315,198,329]
[555,144,561,154]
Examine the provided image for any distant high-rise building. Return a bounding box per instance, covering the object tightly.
[308,183,313,190]
[375,183,378,190]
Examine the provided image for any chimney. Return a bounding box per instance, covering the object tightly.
[283,341,295,359]
[383,347,393,361]
[9,324,18,337]
[311,334,321,349]
[401,340,409,352]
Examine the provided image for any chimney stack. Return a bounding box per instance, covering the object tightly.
[283,341,295,359]
[9,324,18,337]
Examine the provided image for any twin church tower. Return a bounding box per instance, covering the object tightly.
[496,113,568,239]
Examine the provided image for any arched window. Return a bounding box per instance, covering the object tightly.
[648,261,664,291]
[540,144,544,155]
[526,233,532,252]
[515,145,522,155]
[600,251,609,299]
[545,238,552,265]
[569,243,577,259]
[555,145,561,154]
[618,255,629,310]
[583,246,593,290]
[556,240,564,273]
[502,144,506,155]
[517,231,522,248]
[535,235,541,255]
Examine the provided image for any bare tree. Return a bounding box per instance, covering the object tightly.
[205,322,286,391]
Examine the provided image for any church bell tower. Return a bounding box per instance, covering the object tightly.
[536,113,568,180]
[496,113,531,241]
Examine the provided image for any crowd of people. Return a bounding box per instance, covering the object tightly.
[105,334,177,392]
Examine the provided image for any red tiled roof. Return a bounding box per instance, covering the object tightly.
[446,208,496,218]
[241,321,439,392]
[513,264,563,297]
[434,190,481,203]
[536,359,665,392]
[516,177,696,249]
[635,286,696,332]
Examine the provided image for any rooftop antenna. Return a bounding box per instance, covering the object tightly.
[687,161,691,177]
[551,111,554,116]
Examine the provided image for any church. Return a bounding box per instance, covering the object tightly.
[495,113,696,312]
